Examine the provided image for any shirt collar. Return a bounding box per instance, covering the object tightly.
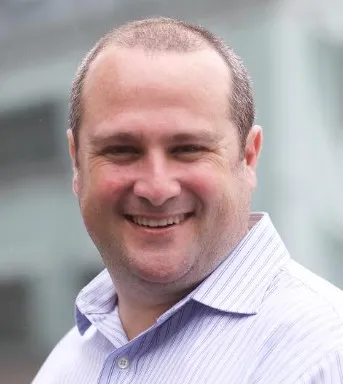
[75,212,289,334]
[76,268,116,334]
[191,212,289,314]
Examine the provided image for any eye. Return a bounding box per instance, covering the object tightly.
[101,145,142,163]
[172,145,204,154]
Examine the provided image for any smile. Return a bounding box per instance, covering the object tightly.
[126,213,192,228]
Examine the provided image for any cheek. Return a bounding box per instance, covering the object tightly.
[183,163,231,201]
[85,165,130,202]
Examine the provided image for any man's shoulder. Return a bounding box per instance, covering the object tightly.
[258,259,343,355]
[31,327,82,384]
[31,325,109,384]
[277,259,343,319]
[247,260,343,382]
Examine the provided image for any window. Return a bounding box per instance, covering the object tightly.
[0,102,63,182]
[313,40,343,140]
[0,279,29,346]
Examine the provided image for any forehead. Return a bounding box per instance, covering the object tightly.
[81,46,232,136]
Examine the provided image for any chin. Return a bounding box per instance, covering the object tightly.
[136,270,184,284]
[131,261,192,285]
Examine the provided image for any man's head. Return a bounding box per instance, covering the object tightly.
[67,17,262,297]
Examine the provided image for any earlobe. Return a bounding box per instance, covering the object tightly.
[67,129,79,196]
[72,172,79,196]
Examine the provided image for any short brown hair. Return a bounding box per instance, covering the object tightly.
[69,17,255,151]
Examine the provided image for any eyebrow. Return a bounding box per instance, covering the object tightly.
[168,132,219,144]
[90,130,220,147]
[89,131,143,146]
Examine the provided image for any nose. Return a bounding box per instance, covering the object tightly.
[133,155,181,207]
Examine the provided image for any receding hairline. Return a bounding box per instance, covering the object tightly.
[82,20,223,92]
[85,43,231,89]
[80,41,233,126]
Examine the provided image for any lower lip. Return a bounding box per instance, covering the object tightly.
[126,216,191,236]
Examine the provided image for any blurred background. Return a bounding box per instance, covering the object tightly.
[0,0,342,382]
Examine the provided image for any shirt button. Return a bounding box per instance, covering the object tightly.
[117,356,130,370]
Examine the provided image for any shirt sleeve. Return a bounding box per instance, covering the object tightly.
[297,349,343,383]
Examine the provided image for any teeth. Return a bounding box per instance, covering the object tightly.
[132,214,186,228]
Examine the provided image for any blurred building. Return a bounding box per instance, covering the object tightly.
[0,0,342,382]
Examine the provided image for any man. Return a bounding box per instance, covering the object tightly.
[33,17,343,383]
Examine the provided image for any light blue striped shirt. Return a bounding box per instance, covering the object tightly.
[32,213,343,383]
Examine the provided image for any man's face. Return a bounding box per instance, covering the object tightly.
[68,47,262,291]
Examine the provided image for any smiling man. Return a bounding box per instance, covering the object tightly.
[33,18,343,384]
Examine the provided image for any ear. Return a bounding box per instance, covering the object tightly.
[244,125,263,187]
[67,129,79,196]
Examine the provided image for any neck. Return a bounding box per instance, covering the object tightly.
[115,285,191,340]
[118,299,174,340]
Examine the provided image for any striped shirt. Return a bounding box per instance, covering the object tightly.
[32,213,343,383]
